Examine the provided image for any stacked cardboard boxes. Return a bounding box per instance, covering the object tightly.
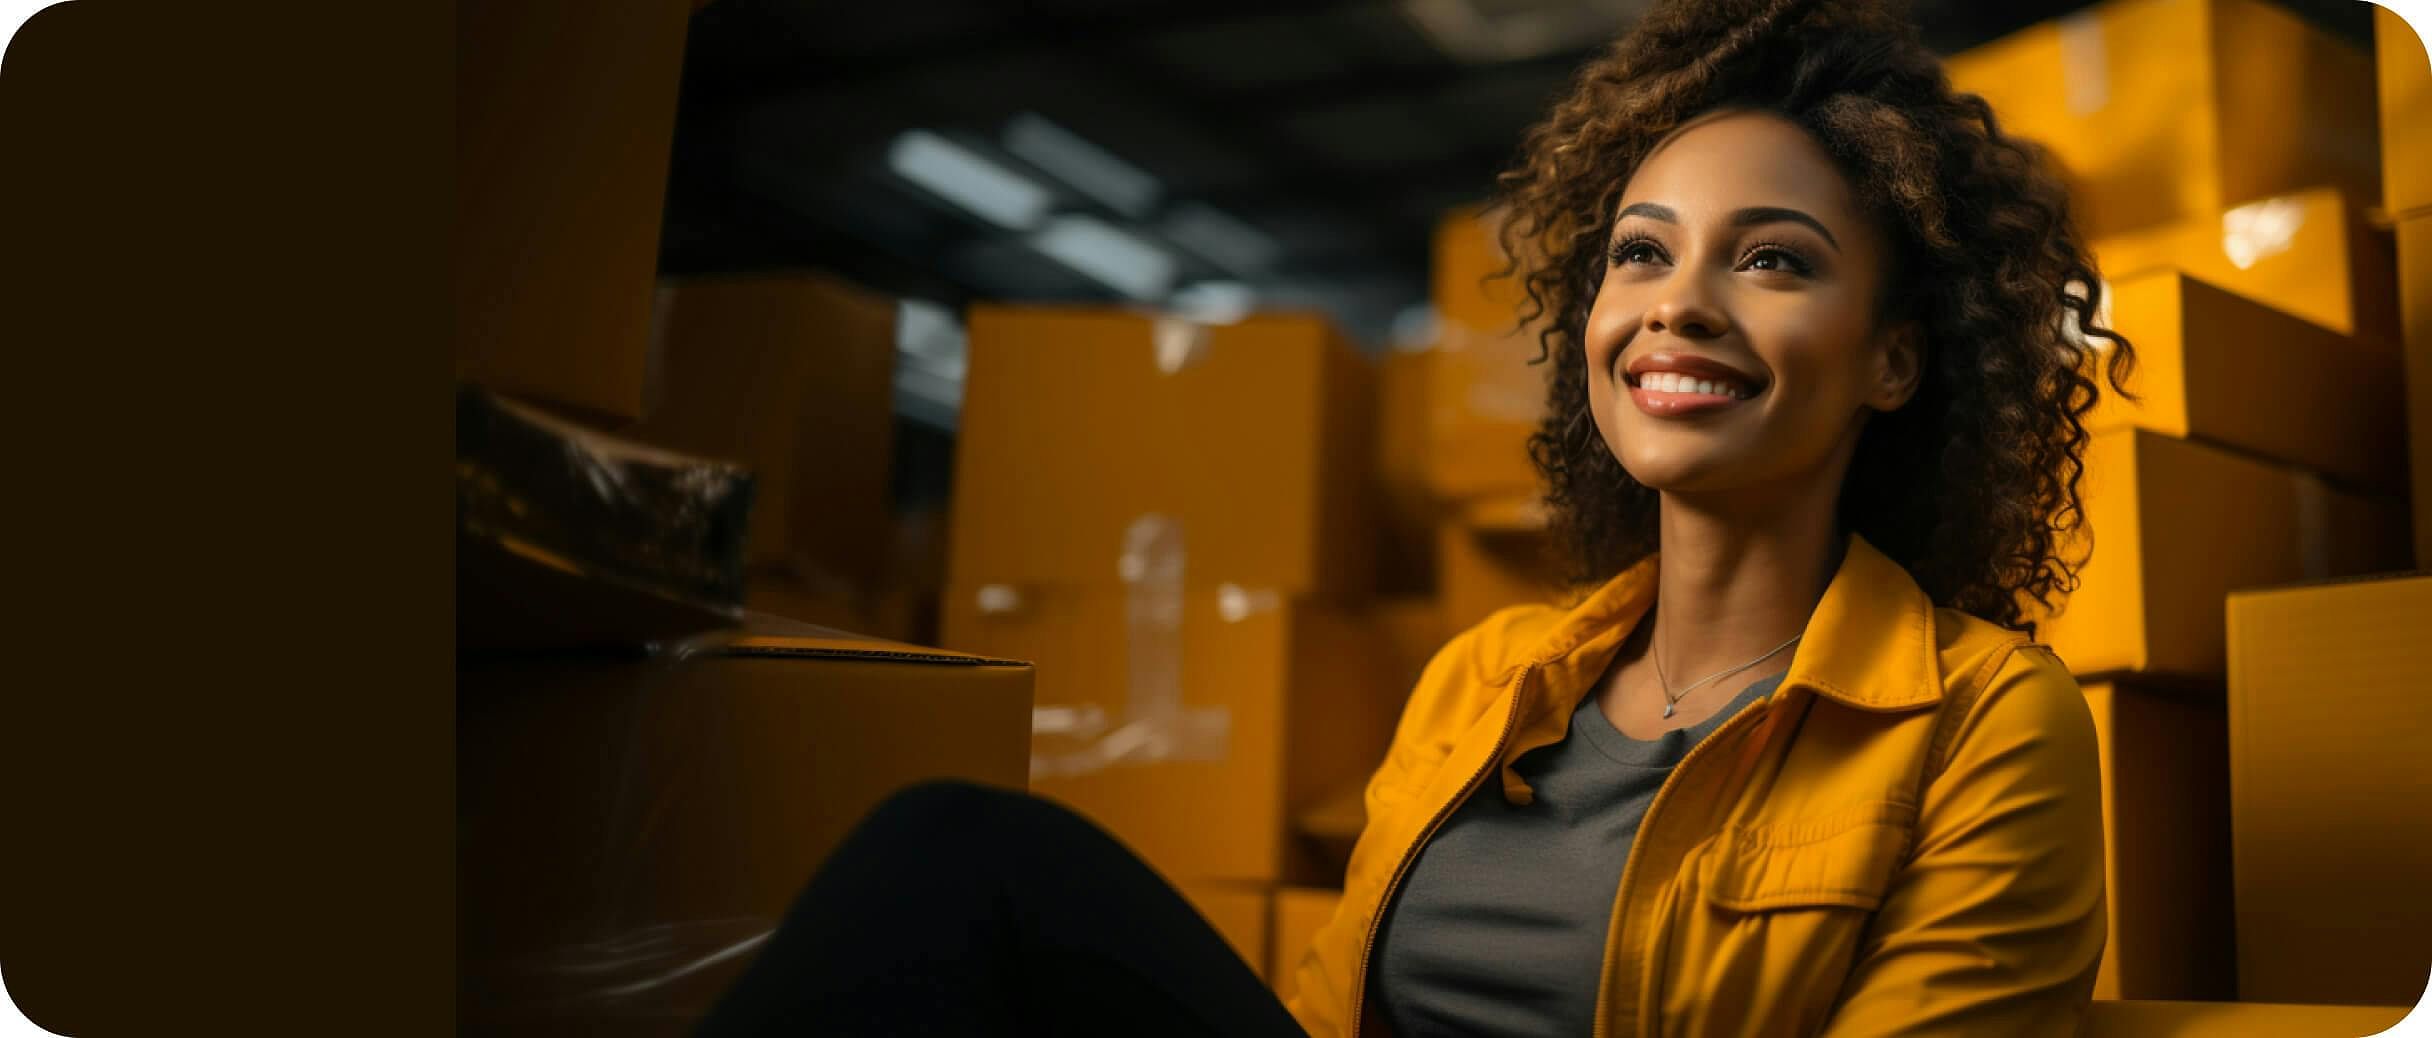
[1951,0,2418,1006]
[627,272,913,640]
[1945,0,2380,242]
[454,7,1013,1033]
[1428,210,1575,635]
[454,0,692,425]
[2156,8,2432,1010]
[940,307,1412,983]
[2384,5,2432,568]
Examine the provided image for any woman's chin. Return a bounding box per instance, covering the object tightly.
[1616,447,1743,495]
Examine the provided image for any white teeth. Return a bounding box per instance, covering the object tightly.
[1639,371,1756,398]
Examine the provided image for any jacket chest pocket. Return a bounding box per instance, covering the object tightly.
[1657,802,1916,1036]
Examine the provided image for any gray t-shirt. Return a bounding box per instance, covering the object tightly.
[1371,671,1785,1037]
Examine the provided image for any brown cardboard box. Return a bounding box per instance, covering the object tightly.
[1179,882,1273,977]
[629,273,899,587]
[455,0,691,422]
[939,585,1396,886]
[2225,575,2432,1007]
[1945,0,2380,240]
[1429,210,1549,502]
[950,308,1375,594]
[2084,1000,2409,1036]
[458,616,1033,1033]
[1270,887,1344,1000]
[1292,598,1447,880]
[2089,271,2403,491]
[1440,497,1574,636]
[1373,597,1449,704]
[2379,7,2432,219]
[2081,679,2234,1001]
[1377,346,1440,594]
[2401,215,2432,567]
[2088,186,2399,342]
[2035,429,2408,677]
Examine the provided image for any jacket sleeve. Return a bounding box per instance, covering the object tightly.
[1817,644,2108,1038]
[1283,613,1527,1037]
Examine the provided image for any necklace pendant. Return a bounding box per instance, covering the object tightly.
[1662,702,1676,719]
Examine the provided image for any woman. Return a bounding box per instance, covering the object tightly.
[702,0,2129,1033]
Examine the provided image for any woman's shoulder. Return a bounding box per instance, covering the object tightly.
[1931,605,2076,698]
[1441,601,1573,678]
[1927,605,2093,771]
[1395,602,1571,719]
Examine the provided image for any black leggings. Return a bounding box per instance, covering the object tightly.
[698,780,1312,1037]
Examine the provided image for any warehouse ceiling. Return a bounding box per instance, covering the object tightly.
[659,0,2373,354]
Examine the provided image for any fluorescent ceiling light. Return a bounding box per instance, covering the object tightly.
[886,129,1053,231]
[1160,202,1281,275]
[1003,114,1162,218]
[1029,216,1177,301]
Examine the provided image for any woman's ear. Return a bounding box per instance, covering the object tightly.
[1869,321,1925,412]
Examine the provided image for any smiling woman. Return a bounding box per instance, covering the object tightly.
[1283,0,2140,1035]
[693,1,2138,1035]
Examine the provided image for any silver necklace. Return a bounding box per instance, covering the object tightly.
[1652,630,1803,719]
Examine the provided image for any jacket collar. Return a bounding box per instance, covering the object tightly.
[1522,532,1945,713]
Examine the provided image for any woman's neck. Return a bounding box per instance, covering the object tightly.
[1645,480,1846,685]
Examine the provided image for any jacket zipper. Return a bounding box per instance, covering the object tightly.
[1347,661,1536,1037]
[1588,693,1777,1038]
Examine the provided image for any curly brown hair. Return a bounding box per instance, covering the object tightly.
[1495,0,2135,631]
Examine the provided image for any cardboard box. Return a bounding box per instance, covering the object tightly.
[2226,575,2432,1007]
[939,585,1396,885]
[2084,1000,2409,1036]
[1945,0,2380,240]
[950,308,1374,594]
[2402,215,2432,568]
[628,273,899,588]
[458,616,1033,1033]
[2380,7,2432,219]
[2035,429,2408,677]
[454,0,691,422]
[2088,186,2399,343]
[1440,498,1573,635]
[2081,679,2234,1001]
[1429,210,1548,501]
[2088,271,2403,491]
[1373,597,1449,705]
[1376,346,1440,594]
[1179,882,1273,977]
[1270,887,1344,1001]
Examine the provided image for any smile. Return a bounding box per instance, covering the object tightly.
[1623,367,1763,417]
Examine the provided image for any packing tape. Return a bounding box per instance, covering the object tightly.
[2057,11,2108,116]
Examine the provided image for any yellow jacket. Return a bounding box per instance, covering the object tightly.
[1285,534,2107,1037]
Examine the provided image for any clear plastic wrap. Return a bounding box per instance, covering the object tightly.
[1013,513,1231,779]
[456,383,754,652]
[458,614,1034,1034]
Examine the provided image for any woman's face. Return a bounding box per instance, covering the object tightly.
[1583,109,1919,501]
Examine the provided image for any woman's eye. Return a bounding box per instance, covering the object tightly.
[1611,240,1663,266]
[1741,246,1811,275]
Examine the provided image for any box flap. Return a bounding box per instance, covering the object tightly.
[726,611,1029,667]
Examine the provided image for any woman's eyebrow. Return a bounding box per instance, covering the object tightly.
[1732,206,1840,251]
[1617,202,1675,223]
